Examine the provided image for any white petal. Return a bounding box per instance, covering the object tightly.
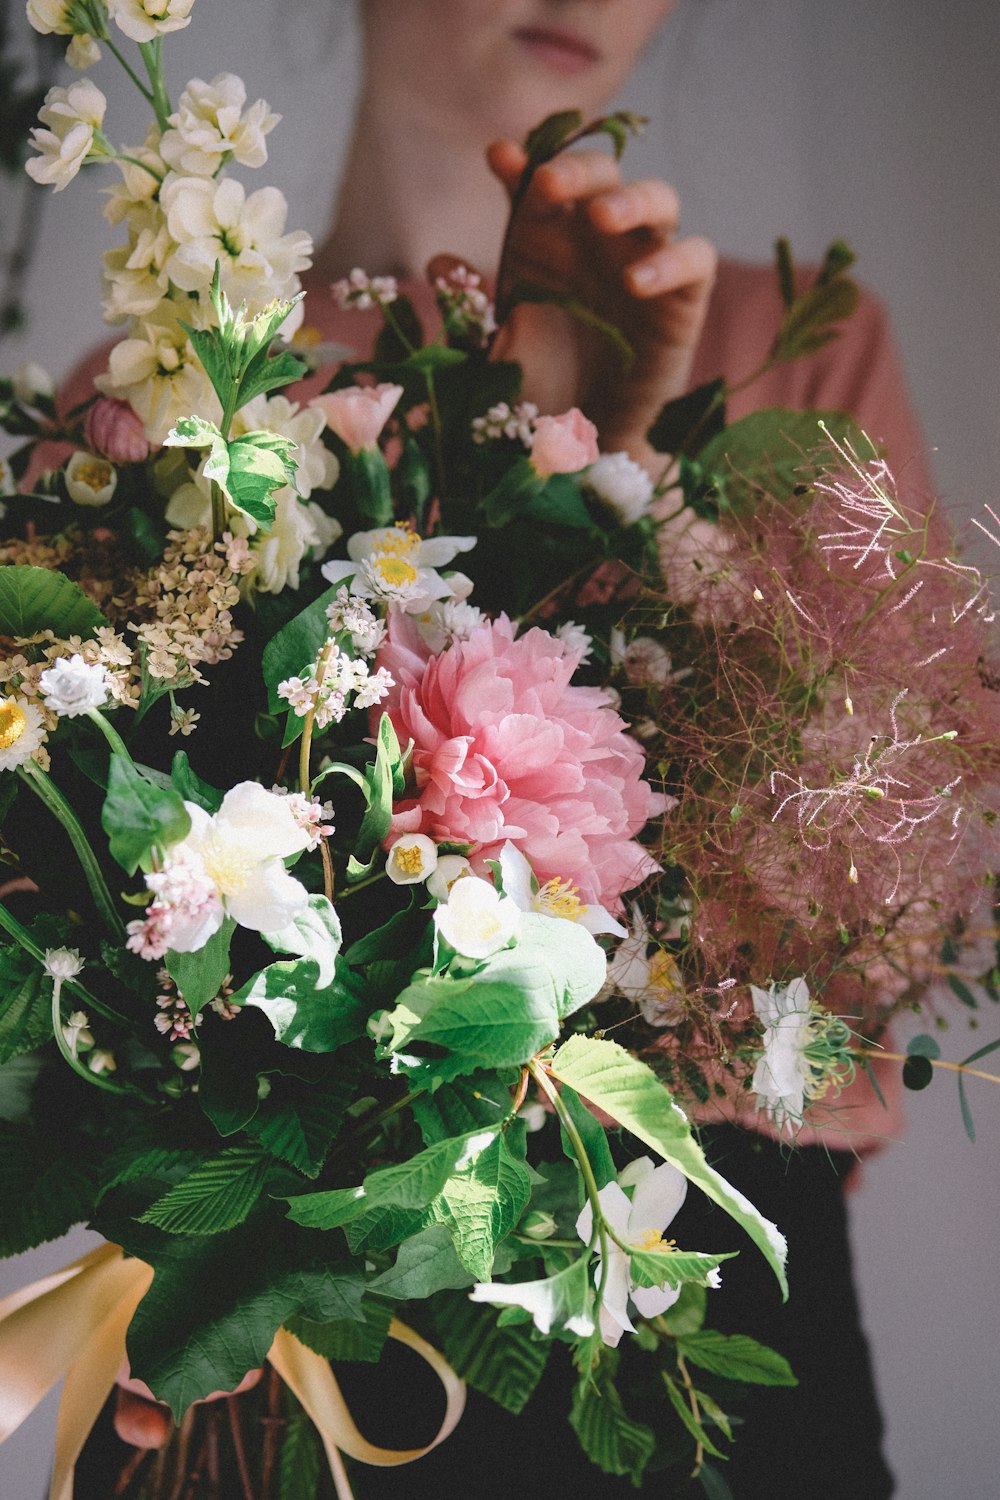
[227,859,308,933]
[629,1160,688,1237]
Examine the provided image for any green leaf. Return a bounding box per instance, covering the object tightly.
[277,1407,322,1500]
[233,955,367,1053]
[906,1033,941,1060]
[560,1082,617,1190]
[165,917,236,1019]
[0,943,52,1064]
[661,1370,727,1460]
[425,1132,532,1280]
[698,1462,736,1500]
[263,895,342,988]
[771,270,860,364]
[549,1036,788,1298]
[523,109,583,165]
[236,350,308,411]
[434,1297,549,1415]
[224,430,298,526]
[411,1072,512,1145]
[469,1254,594,1338]
[676,1330,798,1387]
[570,1352,656,1485]
[170,751,223,813]
[387,973,559,1084]
[646,378,726,458]
[344,446,393,530]
[404,344,468,373]
[956,1035,1000,1143]
[247,1063,358,1177]
[627,1245,734,1292]
[139,1146,268,1235]
[478,455,545,529]
[101,755,191,875]
[947,973,979,1009]
[693,408,872,519]
[284,1129,497,1235]
[0,565,108,640]
[285,1297,392,1363]
[660,1282,707,1338]
[0,1054,42,1122]
[0,1122,94,1255]
[347,713,404,879]
[774,237,796,309]
[262,584,340,724]
[370,1225,474,1299]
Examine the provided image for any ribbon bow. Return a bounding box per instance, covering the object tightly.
[0,1242,466,1500]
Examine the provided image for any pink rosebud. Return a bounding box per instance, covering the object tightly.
[83,397,150,464]
[529,408,599,477]
[310,383,403,453]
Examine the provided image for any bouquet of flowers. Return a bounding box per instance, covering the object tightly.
[2,5,998,1498]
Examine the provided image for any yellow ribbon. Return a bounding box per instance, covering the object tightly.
[0,1243,466,1500]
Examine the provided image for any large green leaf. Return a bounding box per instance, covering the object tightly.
[262,585,340,714]
[285,1296,393,1363]
[246,1065,358,1178]
[425,1132,532,1280]
[101,755,191,875]
[0,1123,94,1255]
[139,1146,269,1235]
[165,917,236,1019]
[627,1246,734,1292]
[369,1226,474,1300]
[391,973,560,1083]
[0,946,52,1063]
[569,1350,656,1485]
[694,408,870,518]
[434,1297,549,1416]
[263,895,342,988]
[0,565,107,640]
[232,956,367,1053]
[550,1036,788,1298]
[676,1330,797,1387]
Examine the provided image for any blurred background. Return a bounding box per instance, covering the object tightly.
[1,1,998,1494]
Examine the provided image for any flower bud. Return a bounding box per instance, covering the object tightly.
[520,1210,557,1241]
[529,408,599,477]
[84,396,150,464]
[12,361,54,405]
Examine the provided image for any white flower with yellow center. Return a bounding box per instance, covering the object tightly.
[498,842,626,938]
[322,524,476,614]
[605,904,685,1026]
[426,854,473,903]
[386,833,439,886]
[0,697,46,772]
[65,451,116,507]
[434,874,520,961]
[576,1158,695,1348]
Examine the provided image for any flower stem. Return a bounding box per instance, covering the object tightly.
[17,763,126,943]
[529,1058,608,1263]
[104,35,156,105]
[298,639,335,794]
[0,902,127,1022]
[138,38,172,130]
[49,975,134,1097]
[860,1048,1000,1088]
[86,705,132,760]
[675,1352,705,1475]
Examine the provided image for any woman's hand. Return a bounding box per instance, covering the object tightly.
[486,138,717,469]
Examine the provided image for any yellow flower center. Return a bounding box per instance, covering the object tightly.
[376,524,422,558]
[634,1229,676,1253]
[394,844,427,877]
[200,837,250,899]
[0,701,27,750]
[374,555,419,588]
[538,877,585,922]
[648,949,682,997]
[73,458,113,494]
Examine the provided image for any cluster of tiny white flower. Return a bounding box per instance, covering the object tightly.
[471,401,539,447]
[277,642,393,729]
[434,264,497,346]
[331,266,400,311]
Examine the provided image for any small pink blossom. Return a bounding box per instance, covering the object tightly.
[377,613,658,912]
[83,396,150,464]
[529,408,599,477]
[310,383,403,453]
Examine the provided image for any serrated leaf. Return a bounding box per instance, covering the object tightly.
[246,1062,358,1177]
[628,1245,734,1292]
[277,1407,322,1500]
[390,973,559,1084]
[570,1352,656,1484]
[411,1072,512,1145]
[101,755,191,875]
[225,430,297,525]
[426,1132,532,1280]
[0,565,108,640]
[285,1297,392,1362]
[288,888,345,968]
[232,955,367,1053]
[0,949,51,1063]
[236,350,307,411]
[140,1147,268,1235]
[0,1122,94,1255]
[677,1330,797,1386]
[165,917,235,1019]
[435,1297,549,1415]
[661,1370,727,1460]
[370,1225,474,1299]
[550,1036,788,1298]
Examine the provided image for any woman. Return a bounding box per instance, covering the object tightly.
[90,1,923,1492]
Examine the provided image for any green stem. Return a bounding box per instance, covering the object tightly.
[422,370,446,499]
[115,152,164,186]
[86,706,132,761]
[335,868,388,900]
[529,1059,608,1263]
[298,640,335,794]
[50,974,133,1097]
[138,38,172,130]
[675,1352,705,1475]
[103,35,156,105]
[382,303,417,356]
[0,902,127,1022]
[17,763,126,943]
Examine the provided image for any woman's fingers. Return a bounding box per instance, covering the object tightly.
[624,233,718,302]
[588,177,680,237]
[487,139,625,209]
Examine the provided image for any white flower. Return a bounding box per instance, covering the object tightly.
[750,976,815,1131]
[332,267,399,311]
[65,451,117,507]
[247,490,342,595]
[604,904,685,1026]
[67,33,101,68]
[107,0,197,44]
[0,696,47,771]
[38,655,110,717]
[26,79,109,192]
[576,1158,691,1348]
[101,205,175,322]
[88,1048,117,1075]
[322,525,476,614]
[27,1,75,34]
[161,73,280,177]
[63,1010,94,1050]
[554,620,592,665]
[434,875,520,960]
[586,451,655,526]
[161,175,312,311]
[609,629,687,688]
[426,854,473,903]
[96,302,221,445]
[498,843,626,938]
[12,361,54,404]
[386,833,439,885]
[43,947,84,980]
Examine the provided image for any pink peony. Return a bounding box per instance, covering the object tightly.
[83,396,150,464]
[529,407,599,477]
[377,613,659,911]
[309,382,403,453]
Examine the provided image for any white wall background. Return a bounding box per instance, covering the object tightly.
[2,2,998,1495]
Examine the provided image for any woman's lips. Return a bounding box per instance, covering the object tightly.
[512,25,601,76]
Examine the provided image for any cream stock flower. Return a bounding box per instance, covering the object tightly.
[161,175,312,311]
[107,0,197,44]
[161,73,280,176]
[26,79,109,192]
[96,302,221,444]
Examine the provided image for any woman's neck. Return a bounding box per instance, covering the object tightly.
[312,82,511,285]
